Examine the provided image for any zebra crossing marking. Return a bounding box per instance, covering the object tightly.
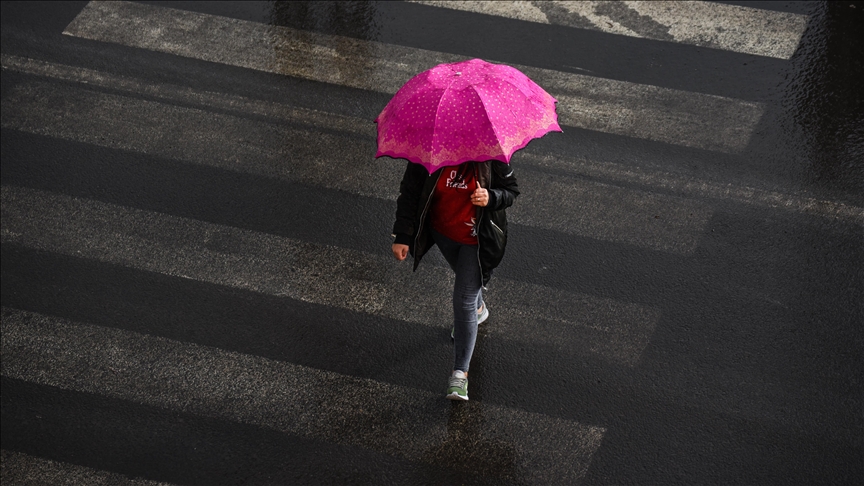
[517,151,864,223]
[1,185,660,366]
[3,54,859,224]
[1,307,606,484]
[0,450,174,486]
[62,0,765,153]
[410,1,808,59]
[0,64,716,255]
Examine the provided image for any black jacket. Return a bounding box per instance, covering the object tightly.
[392,160,519,286]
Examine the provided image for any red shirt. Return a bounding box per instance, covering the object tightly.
[431,165,479,245]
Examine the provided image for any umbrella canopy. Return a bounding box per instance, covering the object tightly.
[375,58,561,173]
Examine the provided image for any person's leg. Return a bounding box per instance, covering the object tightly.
[431,230,482,400]
[431,230,482,370]
[450,243,482,373]
[430,228,461,272]
[432,229,487,329]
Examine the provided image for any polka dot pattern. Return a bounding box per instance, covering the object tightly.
[374,58,562,173]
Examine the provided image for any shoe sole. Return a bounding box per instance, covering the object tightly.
[446,392,469,401]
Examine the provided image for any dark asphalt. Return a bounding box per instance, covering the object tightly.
[1,1,862,484]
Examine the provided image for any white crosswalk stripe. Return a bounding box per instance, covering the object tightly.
[410,1,809,59]
[517,150,863,223]
[0,450,175,486]
[1,307,606,483]
[62,0,765,153]
[1,185,660,366]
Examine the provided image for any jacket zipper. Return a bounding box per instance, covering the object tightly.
[414,170,442,259]
[475,163,486,290]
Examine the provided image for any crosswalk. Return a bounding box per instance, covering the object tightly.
[63,1,765,153]
[0,55,714,254]
[1,185,660,366]
[0,449,173,486]
[2,307,605,483]
[409,1,809,59]
[2,53,856,260]
[2,0,860,482]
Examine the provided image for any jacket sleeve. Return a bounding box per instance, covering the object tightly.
[392,161,428,244]
[486,161,519,211]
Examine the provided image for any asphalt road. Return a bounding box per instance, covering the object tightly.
[1,1,862,484]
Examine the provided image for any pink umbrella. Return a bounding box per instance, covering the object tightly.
[375,58,561,174]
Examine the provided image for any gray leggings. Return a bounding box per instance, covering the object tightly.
[431,229,484,373]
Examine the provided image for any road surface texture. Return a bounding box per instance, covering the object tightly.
[1,1,862,484]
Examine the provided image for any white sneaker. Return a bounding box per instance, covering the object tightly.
[446,371,469,400]
[477,304,489,325]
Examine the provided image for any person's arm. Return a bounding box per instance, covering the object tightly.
[391,162,427,259]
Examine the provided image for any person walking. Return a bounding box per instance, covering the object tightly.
[391,160,518,400]
[375,58,559,400]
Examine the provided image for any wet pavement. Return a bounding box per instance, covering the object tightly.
[1,1,862,484]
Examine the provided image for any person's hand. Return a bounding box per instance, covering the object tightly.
[392,243,409,261]
[471,182,488,207]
